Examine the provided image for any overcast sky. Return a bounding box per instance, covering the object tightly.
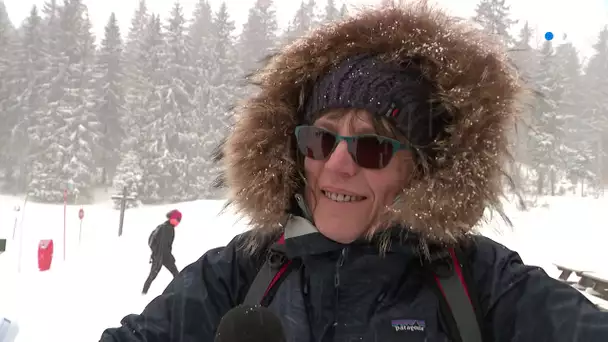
[4,0,608,60]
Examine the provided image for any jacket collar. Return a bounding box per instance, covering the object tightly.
[283,194,452,261]
[282,215,433,259]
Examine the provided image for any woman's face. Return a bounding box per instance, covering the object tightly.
[303,109,415,243]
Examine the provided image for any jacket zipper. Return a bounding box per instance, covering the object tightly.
[335,248,347,287]
[333,248,348,326]
[320,248,349,342]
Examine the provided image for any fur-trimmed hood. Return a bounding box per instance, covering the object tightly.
[217,2,521,249]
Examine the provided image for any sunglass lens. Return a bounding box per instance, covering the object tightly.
[352,136,395,169]
[296,126,336,160]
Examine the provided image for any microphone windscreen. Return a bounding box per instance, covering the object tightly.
[214,305,286,342]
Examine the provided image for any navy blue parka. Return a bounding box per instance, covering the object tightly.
[100,225,608,341]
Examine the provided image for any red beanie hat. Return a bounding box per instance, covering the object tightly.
[167,209,182,222]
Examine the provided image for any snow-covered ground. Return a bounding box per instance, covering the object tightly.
[0,194,606,341]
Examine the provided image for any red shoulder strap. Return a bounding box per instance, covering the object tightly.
[433,248,473,303]
[243,234,293,306]
[432,247,483,342]
[263,233,291,298]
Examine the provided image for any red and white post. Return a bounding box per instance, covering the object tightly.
[63,189,67,261]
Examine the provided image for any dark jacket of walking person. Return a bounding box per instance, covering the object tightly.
[142,209,181,294]
[101,3,608,342]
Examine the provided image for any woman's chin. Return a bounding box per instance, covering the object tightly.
[315,219,368,244]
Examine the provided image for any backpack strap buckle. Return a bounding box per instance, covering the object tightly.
[243,234,296,306]
[268,248,287,269]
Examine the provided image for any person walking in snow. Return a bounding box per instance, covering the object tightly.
[142,209,181,295]
[102,3,608,341]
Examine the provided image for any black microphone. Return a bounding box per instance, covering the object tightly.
[214,305,286,342]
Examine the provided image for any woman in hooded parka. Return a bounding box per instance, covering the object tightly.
[100,3,608,342]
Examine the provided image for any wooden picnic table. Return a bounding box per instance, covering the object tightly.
[578,288,608,311]
[552,263,608,307]
[553,263,591,284]
[580,272,608,299]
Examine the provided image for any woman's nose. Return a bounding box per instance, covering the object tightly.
[324,140,357,176]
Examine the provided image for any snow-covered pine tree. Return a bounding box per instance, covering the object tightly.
[208,2,241,124]
[146,1,200,203]
[322,0,339,24]
[553,42,591,193]
[380,0,408,6]
[511,22,540,90]
[53,0,100,203]
[123,0,149,120]
[137,14,167,203]
[338,3,348,19]
[28,0,69,202]
[0,1,18,189]
[198,2,242,199]
[282,0,316,45]
[583,27,608,187]
[124,0,148,73]
[7,5,49,193]
[472,0,518,47]
[95,12,125,188]
[112,149,142,209]
[188,0,214,121]
[529,40,566,196]
[308,0,322,32]
[507,21,540,199]
[111,2,149,205]
[186,0,221,198]
[237,0,278,76]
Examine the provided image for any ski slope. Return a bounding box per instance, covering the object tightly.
[0,194,607,341]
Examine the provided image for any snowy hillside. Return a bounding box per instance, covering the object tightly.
[0,195,607,341]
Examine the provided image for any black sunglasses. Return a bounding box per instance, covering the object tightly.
[294,125,409,169]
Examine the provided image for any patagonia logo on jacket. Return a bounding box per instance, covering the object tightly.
[391,319,426,332]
